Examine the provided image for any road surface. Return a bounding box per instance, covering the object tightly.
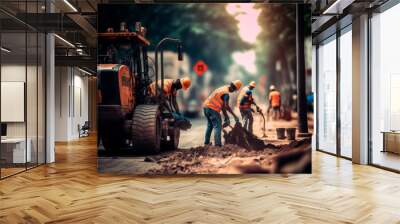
[98,112,313,174]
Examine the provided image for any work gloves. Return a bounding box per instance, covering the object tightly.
[223,116,241,127]
[223,118,230,128]
[172,112,183,120]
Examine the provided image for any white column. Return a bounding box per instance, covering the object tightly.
[45,0,55,163]
[46,32,55,163]
[352,14,369,164]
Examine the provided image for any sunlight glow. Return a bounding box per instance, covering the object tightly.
[226,3,262,44]
[232,51,257,74]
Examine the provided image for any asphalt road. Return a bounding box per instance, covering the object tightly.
[98,112,314,174]
[179,118,207,149]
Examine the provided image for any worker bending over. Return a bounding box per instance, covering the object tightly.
[268,85,281,120]
[237,81,261,134]
[203,80,242,147]
[148,77,191,113]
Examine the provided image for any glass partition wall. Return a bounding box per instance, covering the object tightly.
[339,27,352,159]
[370,3,400,171]
[316,26,353,159]
[317,35,337,155]
[0,1,46,179]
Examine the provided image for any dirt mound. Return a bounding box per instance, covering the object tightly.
[145,137,311,174]
[145,144,278,174]
[223,123,276,150]
[144,123,311,174]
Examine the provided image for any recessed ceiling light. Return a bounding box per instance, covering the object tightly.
[323,0,345,15]
[63,0,78,12]
[78,67,93,76]
[54,34,75,48]
[1,47,11,53]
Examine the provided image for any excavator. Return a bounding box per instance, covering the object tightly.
[97,22,189,154]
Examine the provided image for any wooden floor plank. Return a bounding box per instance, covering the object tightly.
[0,135,400,223]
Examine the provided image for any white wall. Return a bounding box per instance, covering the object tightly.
[1,65,33,137]
[55,66,69,141]
[1,63,46,164]
[1,65,26,143]
[55,67,89,141]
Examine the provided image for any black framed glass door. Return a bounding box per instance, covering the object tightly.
[369,1,400,172]
[315,24,353,159]
[0,0,47,179]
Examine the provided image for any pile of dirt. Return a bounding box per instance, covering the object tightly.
[143,123,311,174]
[145,137,311,175]
[223,123,276,150]
[145,144,277,174]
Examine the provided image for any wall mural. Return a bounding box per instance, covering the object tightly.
[97,3,313,175]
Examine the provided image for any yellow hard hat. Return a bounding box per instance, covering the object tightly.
[231,80,242,90]
[249,81,256,88]
[180,77,192,90]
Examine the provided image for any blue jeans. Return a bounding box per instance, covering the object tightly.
[204,107,222,146]
[240,109,253,134]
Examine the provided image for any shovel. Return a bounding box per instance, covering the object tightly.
[258,109,267,137]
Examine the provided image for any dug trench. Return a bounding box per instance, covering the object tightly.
[144,124,311,174]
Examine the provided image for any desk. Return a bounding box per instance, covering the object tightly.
[1,138,31,163]
[382,131,400,155]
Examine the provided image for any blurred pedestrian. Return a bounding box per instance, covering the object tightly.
[268,85,281,120]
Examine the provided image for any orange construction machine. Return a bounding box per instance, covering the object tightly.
[97,22,187,154]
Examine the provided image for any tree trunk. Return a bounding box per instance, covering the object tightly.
[296,4,309,135]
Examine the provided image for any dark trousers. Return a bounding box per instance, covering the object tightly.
[204,107,222,146]
[240,109,253,133]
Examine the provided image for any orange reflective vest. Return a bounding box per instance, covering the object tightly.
[236,86,253,109]
[148,79,176,97]
[236,86,248,108]
[269,91,281,107]
[203,86,229,113]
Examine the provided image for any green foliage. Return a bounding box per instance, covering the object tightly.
[98,4,250,76]
[254,4,311,96]
[98,3,311,89]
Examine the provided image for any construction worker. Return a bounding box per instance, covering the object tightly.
[268,85,281,120]
[237,81,261,134]
[148,77,191,114]
[203,80,242,147]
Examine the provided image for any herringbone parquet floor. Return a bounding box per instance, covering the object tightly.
[1,135,400,223]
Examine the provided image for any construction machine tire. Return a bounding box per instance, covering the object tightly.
[132,105,161,154]
[162,126,180,151]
